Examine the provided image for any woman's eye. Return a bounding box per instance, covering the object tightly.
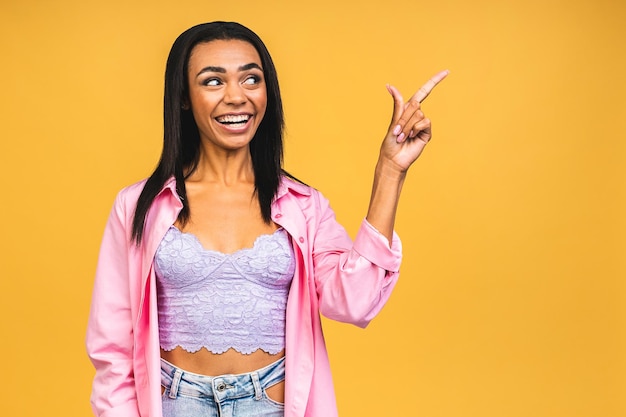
[243,75,260,85]
[204,78,221,86]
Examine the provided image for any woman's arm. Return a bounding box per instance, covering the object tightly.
[86,193,141,417]
[311,190,402,328]
[312,72,448,325]
[366,70,449,243]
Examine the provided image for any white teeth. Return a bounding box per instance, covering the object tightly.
[216,114,250,124]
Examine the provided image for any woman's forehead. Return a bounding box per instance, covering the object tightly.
[188,39,262,71]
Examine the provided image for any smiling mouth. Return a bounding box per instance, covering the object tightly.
[215,114,251,128]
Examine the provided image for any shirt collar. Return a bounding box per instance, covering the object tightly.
[276,176,311,200]
[158,177,180,200]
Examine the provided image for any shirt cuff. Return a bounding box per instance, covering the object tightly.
[353,218,402,272]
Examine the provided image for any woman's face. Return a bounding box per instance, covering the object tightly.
[186,39,267,151]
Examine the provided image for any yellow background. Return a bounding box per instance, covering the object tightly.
[0,0,624,416]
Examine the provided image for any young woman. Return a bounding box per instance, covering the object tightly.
[86,21,447,417]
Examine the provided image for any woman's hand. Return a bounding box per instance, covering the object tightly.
[366,70,448,243]
[380,70,449,173]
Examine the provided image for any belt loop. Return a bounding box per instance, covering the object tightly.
[169,368,183,399]
[251,372,263,401]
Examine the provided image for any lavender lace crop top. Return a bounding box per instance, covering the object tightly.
[154,226,295,355]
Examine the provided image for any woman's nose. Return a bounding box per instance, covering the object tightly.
[224,82,246,105]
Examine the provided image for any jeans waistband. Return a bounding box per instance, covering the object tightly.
[160,356,285,402]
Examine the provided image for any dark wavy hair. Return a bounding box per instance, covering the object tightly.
[131,22,285,244]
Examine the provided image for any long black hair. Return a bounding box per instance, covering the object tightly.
[131,22,285,244]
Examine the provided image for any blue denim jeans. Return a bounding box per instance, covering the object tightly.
[160,356,285,417]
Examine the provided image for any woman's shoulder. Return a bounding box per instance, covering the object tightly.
[111,177,176,211]
[113,178,148,204]
[279,174,329,206]
[115,177,176,201]
[278,174,334,214]
[280,174,312,195]
[101,179,148,220]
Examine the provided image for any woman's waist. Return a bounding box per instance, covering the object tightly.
[160,346,285,376]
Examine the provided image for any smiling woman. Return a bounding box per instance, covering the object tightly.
[85,21,447,417]
[186,40,267,154]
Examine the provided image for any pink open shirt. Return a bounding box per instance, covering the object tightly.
[86,176,402,417]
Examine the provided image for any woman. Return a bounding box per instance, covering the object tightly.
[86,21,447,417]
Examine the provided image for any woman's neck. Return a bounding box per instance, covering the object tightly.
[188,143,255,186]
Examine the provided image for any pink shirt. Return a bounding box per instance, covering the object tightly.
[86,176,402,417]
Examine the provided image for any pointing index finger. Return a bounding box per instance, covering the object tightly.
[412,69,449,103]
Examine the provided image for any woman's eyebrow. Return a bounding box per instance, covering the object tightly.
[239,63,262,72]
[196,63,263,77]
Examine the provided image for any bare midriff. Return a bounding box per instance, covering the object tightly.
[160,347,286,402]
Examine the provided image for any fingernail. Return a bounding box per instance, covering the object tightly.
[409,129,414,138]
[397,132,405,142]
[393,125,401,135]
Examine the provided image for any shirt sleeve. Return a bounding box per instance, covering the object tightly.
[311,191,402,328]
[86,191,141,417]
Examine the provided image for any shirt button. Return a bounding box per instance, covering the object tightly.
[299,237,305,243]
